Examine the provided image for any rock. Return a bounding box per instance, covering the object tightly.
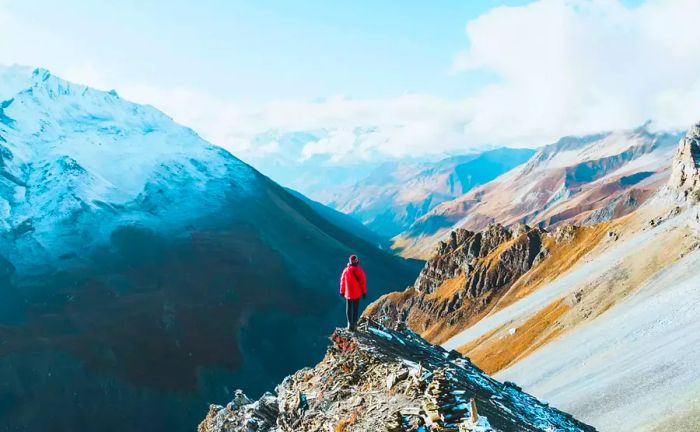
[199,393,279,432]
[511,223,530,238]
[198,405,225,432]
[386,372,397,390]
[366,223,549,342]
[668,122,700,202]
[199,322,595,432]
[229,390,253,411]
[552,223,577,242]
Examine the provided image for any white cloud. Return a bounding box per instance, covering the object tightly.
[2,0,700,164]
[114,89,475,162]
[124,0,700,161]
[452,0,700,144]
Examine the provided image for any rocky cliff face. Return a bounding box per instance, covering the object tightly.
[199,322,595,432]
[366,224,550,343]
[668,122,700,202]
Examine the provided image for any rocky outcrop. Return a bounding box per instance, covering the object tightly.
[414,225,508,294]
[199,391,278,432]
[199,322,595,432]
[366,224,549,342]
[414,224,545,299]
[668,122,700,202]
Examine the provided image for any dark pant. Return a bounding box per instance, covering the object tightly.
[346,298,360,330]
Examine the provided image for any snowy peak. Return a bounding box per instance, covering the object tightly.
[0,66,259,269]
[668,122,700,202]
[524,126,665,174]
[0,65,36,101]
[0,66,254,200]
[0,66,424,432]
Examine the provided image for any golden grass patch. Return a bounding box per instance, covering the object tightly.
[460,298,570,374]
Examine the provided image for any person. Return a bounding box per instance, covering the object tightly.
[339,254,367,331]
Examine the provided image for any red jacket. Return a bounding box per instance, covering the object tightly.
[340,264,367,300]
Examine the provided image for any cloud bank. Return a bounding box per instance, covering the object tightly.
[3,0,700,163]
[452,0,700,144]
[135,0,700,162]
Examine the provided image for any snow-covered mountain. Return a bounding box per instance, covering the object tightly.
[322,148,535,237]
[1,66,258,270]
[395,125,682,257]
[0,66,421,432]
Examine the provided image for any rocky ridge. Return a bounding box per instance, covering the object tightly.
[199,321,595,432]
[366,223,559,343]
[668,122,700,203]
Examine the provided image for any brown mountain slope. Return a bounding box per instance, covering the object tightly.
[394,126,682,259]
[365,222,608,345]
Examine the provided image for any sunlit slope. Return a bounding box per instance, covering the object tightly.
[445,124,700,431]
[395,126,681,259]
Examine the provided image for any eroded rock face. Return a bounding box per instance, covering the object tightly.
[414,224,538,297]
[668,123,700,202]
[199,322,595,432]
[366,224,549,342]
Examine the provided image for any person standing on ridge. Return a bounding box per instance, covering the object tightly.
[339,254,367,332]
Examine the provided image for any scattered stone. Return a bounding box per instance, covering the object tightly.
[199,321,595,432]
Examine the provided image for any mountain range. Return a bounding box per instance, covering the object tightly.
[366,123,700,431]
[0,65,420,432]
[321,148,535,238]
[392,125,682,258]
[4,63,699,432]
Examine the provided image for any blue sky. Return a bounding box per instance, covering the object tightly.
[2,0,534,102]
[1,0,698,165]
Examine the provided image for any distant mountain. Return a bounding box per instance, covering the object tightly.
[0,66,421,432]
[323,148,535,238]
[395,126,682,258]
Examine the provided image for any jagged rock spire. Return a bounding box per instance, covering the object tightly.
[668,123,700,202]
